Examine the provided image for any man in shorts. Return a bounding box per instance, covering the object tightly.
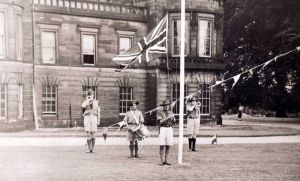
[123,100,144,158]
[81,89,100,153]
[157,99,176,165]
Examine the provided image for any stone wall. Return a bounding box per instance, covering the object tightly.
[33,66,156,127]
[33,11,148,68]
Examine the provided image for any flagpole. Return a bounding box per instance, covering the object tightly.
[178,0,185,164]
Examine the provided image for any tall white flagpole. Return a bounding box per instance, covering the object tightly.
[178,0,185,164]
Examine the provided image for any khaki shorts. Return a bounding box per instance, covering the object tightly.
[127,130,139,142]
[159,127,173,146]
[84,114,98,132]
[187,117,200,137]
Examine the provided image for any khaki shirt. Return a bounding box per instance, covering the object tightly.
[157,109,175,127]
[123,110,144,129]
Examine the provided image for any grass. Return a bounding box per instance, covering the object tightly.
[0,144,300,181]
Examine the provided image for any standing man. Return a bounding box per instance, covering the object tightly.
[123,100,144,158]
[237,103,244,121]
[157,99,176,166]
[81,89,100,153]
[186,96,201,152]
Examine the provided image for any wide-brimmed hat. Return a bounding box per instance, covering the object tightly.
[160,99,172,106]
[128,100,139,107]
[87,88,94,95]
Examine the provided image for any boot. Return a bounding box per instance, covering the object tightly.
[86,139,91,153]
[192,138,197,152]
[129,145,134,158]
[188,138,192,151]
[135,144,139,158]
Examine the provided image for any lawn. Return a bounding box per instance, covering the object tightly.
[0,143,300,181]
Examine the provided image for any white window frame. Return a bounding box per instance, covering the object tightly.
[198,83,211,115]
[79,27,98,66]
[16,13,22,60]
[0,84,7,119]
[42,85,57,115]
[119,86,133,115]
[198,13,214,58]
[116,30,135,55]
[170,14,190,57]
[39,24,60,64]
[0,11,6,59]
[118,36,133,54]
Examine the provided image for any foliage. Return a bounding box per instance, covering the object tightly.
[223,0,300,117]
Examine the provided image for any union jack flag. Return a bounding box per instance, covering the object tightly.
[113,15,168,71]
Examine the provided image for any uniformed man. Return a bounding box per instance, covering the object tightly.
[81,89,100,153]
[123,100,144,158]
[157,99,176,165]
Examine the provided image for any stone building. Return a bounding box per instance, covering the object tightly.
[0,0,224,129]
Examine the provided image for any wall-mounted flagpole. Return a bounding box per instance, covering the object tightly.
[178,0,185,164]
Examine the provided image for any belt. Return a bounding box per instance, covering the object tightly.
[188,116,199,119]
[161,125,171,127]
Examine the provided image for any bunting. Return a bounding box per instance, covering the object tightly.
[143,47,299,115]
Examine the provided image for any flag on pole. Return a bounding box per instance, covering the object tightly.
[113,15,168,71]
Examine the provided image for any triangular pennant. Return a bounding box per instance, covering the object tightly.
[249,69,253,75]
[232,74,241,88]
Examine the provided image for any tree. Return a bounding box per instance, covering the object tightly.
[223,0,300,117]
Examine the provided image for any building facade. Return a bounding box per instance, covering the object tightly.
[0,0,224,129]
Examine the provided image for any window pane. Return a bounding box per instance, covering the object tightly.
[42,86,56,114]
[0,13,4,35]
[42,32,56,63]
[42,32,55,47]
[0,13,4,57]
[119,87,133,114]
[16,15,22,58]
[0,85,6,118]
[173,20,180,55]
[83,54,95,64]
[82,34,95,53]
[199,20,212,57]
[42,48,55,63]
[0,36,3,56]
[119,37,132,54]
[82,34,95,64]
[172,19,189,56]
[198,83,210,114]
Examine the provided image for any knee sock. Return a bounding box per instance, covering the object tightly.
[165,146,170,163]
[159,146,165,163]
